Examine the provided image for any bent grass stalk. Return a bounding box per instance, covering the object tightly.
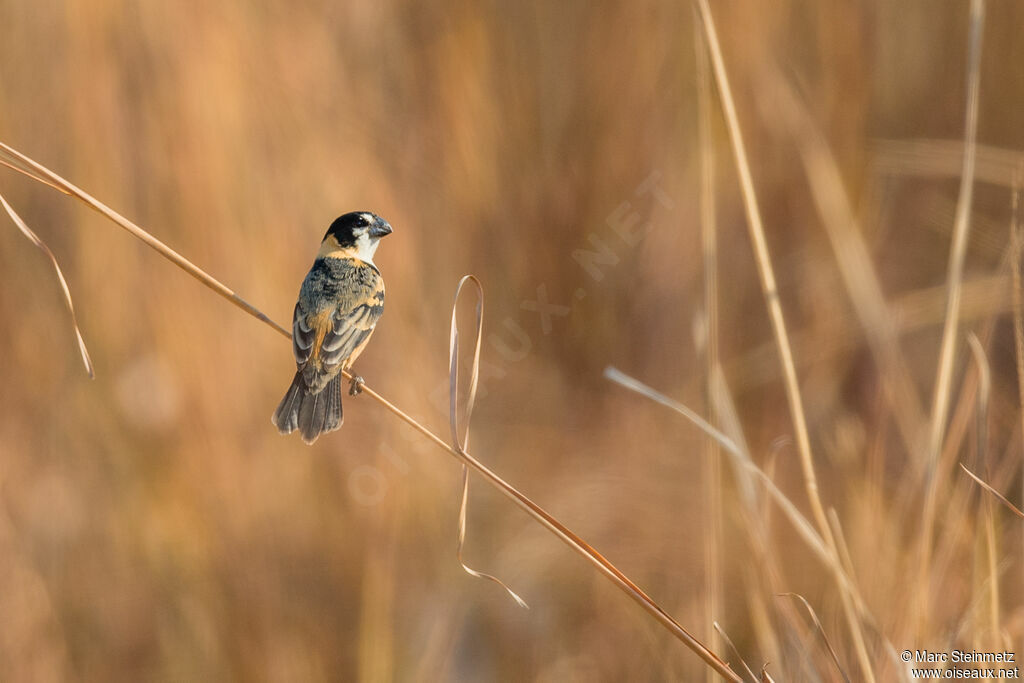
[0,191,94,378]
[448,275,528,609]
[0,140,740,681]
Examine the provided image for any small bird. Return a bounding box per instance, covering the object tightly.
[272,211,392,444]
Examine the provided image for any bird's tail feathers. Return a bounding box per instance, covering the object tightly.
[272,373,304,434]
[272,372,343,444]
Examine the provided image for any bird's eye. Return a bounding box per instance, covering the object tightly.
[356,215,370,227]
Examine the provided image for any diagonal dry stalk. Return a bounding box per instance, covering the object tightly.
[692,2,874,680]
[0,140,741,681]
[960,464,1024,520]
[0,142,290,339]
[918,0,986,635]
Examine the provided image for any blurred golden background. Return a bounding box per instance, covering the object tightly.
[1,1,1023,680]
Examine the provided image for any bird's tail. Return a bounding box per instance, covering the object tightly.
[272,372,343,444]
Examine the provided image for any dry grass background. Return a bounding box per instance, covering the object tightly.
[1,1,1023,681]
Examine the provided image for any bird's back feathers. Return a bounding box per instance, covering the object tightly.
[292,257,384,393]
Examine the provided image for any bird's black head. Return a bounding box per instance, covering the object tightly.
[324,211,393,248]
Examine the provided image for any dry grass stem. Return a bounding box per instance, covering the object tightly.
[919,0,986,632]
[923,322,1011,646]
[925,0,986,476]
[695,16,724,680]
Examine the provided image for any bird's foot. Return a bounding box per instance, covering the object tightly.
[348,375,365,396]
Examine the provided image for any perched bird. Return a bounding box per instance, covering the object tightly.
[272,211,392,444]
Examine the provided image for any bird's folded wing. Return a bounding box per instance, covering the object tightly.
[320,293,384,369]
[292,302,316,365]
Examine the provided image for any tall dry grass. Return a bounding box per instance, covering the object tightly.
[1,1,1023,681]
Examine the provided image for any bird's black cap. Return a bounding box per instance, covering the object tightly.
[324,211,393,246]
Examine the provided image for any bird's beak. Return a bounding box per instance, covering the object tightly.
[370,220,393,238]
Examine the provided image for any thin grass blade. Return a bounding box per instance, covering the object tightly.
[960,464,1024,519]
[779,593,851,683]
[0,191,94,378]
